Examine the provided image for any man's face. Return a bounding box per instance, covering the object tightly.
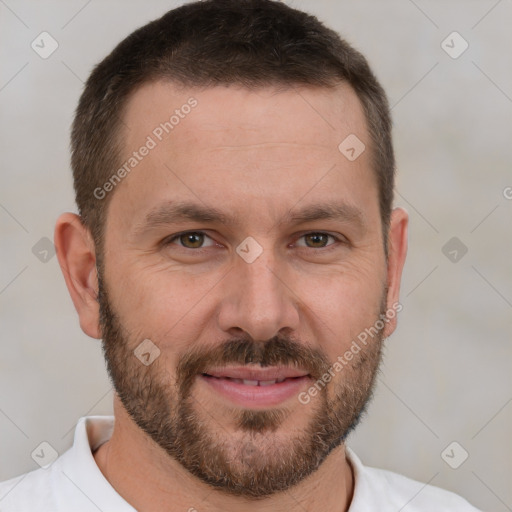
[98,82,390,497]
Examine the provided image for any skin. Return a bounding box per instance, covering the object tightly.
[54,81,408,512]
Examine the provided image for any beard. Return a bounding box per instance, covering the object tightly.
[97,267,387,499]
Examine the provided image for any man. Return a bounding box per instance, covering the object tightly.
[0,0,480,510]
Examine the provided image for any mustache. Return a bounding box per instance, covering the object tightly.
[176,335,331,397]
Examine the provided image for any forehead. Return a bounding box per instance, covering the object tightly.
[107,80,378,235]
[122,80,367,153]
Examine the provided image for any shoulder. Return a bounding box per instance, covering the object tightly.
[0,416,134,512]
[0,455,67,511]
[347,448,481,511]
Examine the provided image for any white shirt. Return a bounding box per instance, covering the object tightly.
[0,416,480,511]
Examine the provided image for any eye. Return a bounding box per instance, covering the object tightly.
[165,231,216,249]
[295,232,342,249]
[163,231,346,252]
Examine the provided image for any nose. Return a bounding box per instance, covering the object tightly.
[217,242,300,342]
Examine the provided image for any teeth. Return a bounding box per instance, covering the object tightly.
[242,379,259,386]
[238,378,283,386]
[213,376,290,385]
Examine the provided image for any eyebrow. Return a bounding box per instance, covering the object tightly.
[132,200,367,237]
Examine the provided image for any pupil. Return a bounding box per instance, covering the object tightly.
[308,233,326,247]
[184,233,202,247]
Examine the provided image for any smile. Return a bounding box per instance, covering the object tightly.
[199,366,312,408]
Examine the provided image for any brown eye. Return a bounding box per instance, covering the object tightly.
[303,233,331,248]
[179,232,204,248]
[296,232,340,249]
[166,231,215,249]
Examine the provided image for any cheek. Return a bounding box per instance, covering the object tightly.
[107,261,217,349]
[298,270,385,358]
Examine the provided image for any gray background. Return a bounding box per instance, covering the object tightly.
[1,1,511,510]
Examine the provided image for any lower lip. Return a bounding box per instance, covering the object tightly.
[199,374,311,408]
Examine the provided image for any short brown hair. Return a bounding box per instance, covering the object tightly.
[71,0,395,262]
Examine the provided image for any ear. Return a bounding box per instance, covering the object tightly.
[383,207,408,338]
[54,213,101,339]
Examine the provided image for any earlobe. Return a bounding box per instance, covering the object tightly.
[54,213,102,339]
[383,207,408,338]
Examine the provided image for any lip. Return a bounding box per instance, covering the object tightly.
[199,366,312,408]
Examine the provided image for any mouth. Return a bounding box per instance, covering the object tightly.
[201,374,306,386]
[199,366,312,407]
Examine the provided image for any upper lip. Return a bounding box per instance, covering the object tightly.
[202,366,310,381]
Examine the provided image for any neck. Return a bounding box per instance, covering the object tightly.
[93,398,354,512]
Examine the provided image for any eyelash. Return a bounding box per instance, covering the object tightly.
[163,231,346,252]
